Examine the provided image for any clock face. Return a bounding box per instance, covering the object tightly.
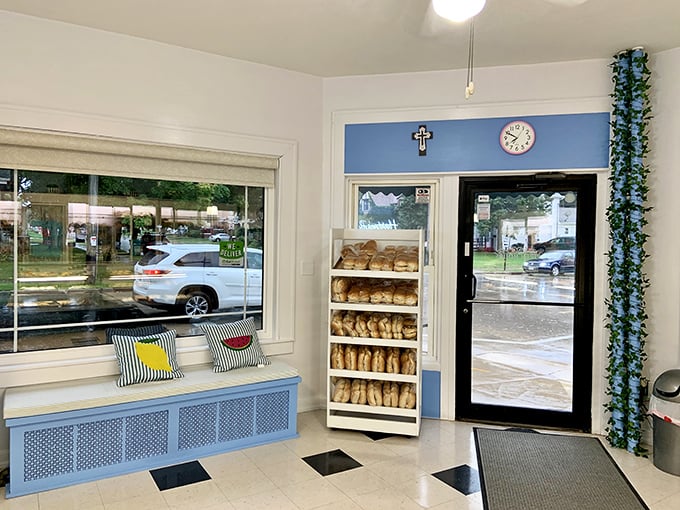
[500,120,536,155]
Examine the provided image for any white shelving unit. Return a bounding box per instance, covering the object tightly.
[326,228,423,436]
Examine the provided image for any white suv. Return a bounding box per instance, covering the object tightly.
[132,244,262,316]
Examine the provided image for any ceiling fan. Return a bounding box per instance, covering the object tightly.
[423,0,590,98]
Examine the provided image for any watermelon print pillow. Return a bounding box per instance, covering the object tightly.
[111,329,184,387]
[198,317,270,372]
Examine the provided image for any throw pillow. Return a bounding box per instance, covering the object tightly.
[198,317,270,372]
[105,323,168,344]
[111,329,184,387]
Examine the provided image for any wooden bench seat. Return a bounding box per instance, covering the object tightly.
[3,359,301,498]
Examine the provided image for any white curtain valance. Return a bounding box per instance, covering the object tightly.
[0,127,278,187]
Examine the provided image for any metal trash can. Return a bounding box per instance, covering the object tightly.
[650,369,680,476]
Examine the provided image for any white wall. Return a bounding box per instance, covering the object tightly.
[322,52,680,433]
[0,11,325,461]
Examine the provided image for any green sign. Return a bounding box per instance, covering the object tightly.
[219,240,244,267]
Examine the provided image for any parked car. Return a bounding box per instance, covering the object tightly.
[132,244,262,316]
[532,236,575,254]
[523,249,575,276]
[209,232,231,242]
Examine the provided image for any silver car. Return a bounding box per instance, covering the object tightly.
[132,244,262,316]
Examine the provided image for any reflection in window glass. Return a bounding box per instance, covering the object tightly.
[355,185,432,354]
[1,168,265,353]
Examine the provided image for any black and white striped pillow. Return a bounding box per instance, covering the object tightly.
[111,330,184,387]
[199,318,270,372]
[105,323,168,344]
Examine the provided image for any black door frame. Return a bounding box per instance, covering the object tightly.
[455,174,596,432]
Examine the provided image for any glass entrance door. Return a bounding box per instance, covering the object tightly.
[455,175,596,431]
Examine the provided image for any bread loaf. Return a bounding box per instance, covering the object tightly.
[402,317,417,339]
[344,344,358,370]
[332,378,351,403]
[371,346,386,372]
[400,348,416,375]
[330,343,345,369]
[367,380,383,406]
[357,346,372,371]
[398,383,416,409]
[386,347,401,374]
[383,382,400,407]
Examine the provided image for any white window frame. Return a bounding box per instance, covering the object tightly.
[346,178,440,369]
[0,119,298,378]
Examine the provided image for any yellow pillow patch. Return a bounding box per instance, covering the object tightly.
[134,342,173,372]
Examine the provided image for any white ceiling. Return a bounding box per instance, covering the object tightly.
[1,0,679,77]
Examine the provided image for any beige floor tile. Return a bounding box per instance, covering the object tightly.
[350,486,425,510]
[281,477,347,510]
[96,471,158,504]
[626,462,680,507]
[396,474,459,508]
[199,450,258,478]
[103,492,169,510]
[257,457,321,488]
[0,489,39,509]
[213,466,277,500]
[228,487,299,510]
[327,466,391,499]
[311,494,363,510]
[37,481,104,510]
[160,479,229,509]
[365,457,428,486]
[242,441,300,468]
[428,491,483,510]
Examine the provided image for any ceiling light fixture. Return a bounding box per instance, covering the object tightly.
[432,0,486,23]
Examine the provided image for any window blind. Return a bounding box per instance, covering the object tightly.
[0,127,278,187]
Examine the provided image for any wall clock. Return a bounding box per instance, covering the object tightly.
[500,120,536,155]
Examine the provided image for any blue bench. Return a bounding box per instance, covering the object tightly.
[3,359,300,498]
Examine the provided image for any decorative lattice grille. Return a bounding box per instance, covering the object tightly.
[256,391,289,435]
[24,426,74,481]
[178,402,217,450]
[218,396,255,442]
[77,418,124,471]
[125,411,168,461]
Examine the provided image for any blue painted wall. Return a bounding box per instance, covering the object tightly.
[345,113,610,174]
[422,370,441,418]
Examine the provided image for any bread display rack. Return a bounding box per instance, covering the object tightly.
[326,228,423,436]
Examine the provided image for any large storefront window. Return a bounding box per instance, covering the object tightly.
[0,169,265,353]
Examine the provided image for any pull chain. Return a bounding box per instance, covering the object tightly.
[465,18,475,99]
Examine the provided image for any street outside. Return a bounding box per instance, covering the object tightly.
[471,271,575,412]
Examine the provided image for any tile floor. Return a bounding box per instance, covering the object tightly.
[1,410,679,509]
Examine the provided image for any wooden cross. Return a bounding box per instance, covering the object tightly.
[412,125,433,156]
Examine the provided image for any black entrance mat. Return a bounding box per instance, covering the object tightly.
[473,427,648,510]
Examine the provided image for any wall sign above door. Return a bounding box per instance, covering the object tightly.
[412,125,433,156]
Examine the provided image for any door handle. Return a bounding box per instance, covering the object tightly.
[471,274,477,300]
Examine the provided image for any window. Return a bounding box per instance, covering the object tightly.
[352,183,437,358]
[0,128,278,354]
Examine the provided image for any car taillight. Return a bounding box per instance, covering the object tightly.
[143,269,171,276]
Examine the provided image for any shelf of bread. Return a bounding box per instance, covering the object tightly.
[327,228,423,437]
[329,336,417,349]
[327,402,418,418]
[329,369,417,384]
[331,277,418,306]
[330,268,420,280]
[330,378,417,409]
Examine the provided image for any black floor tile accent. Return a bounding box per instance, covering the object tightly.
[303,449,362,476]
[432,464,480,496]
[150,460,211,491]
[362,431,395,441]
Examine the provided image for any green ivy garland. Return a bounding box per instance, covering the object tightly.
[605,48,651,455]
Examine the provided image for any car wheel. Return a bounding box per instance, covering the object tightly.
[183,291,212,316]
[551,264,560,276]
[536,247,546,255]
